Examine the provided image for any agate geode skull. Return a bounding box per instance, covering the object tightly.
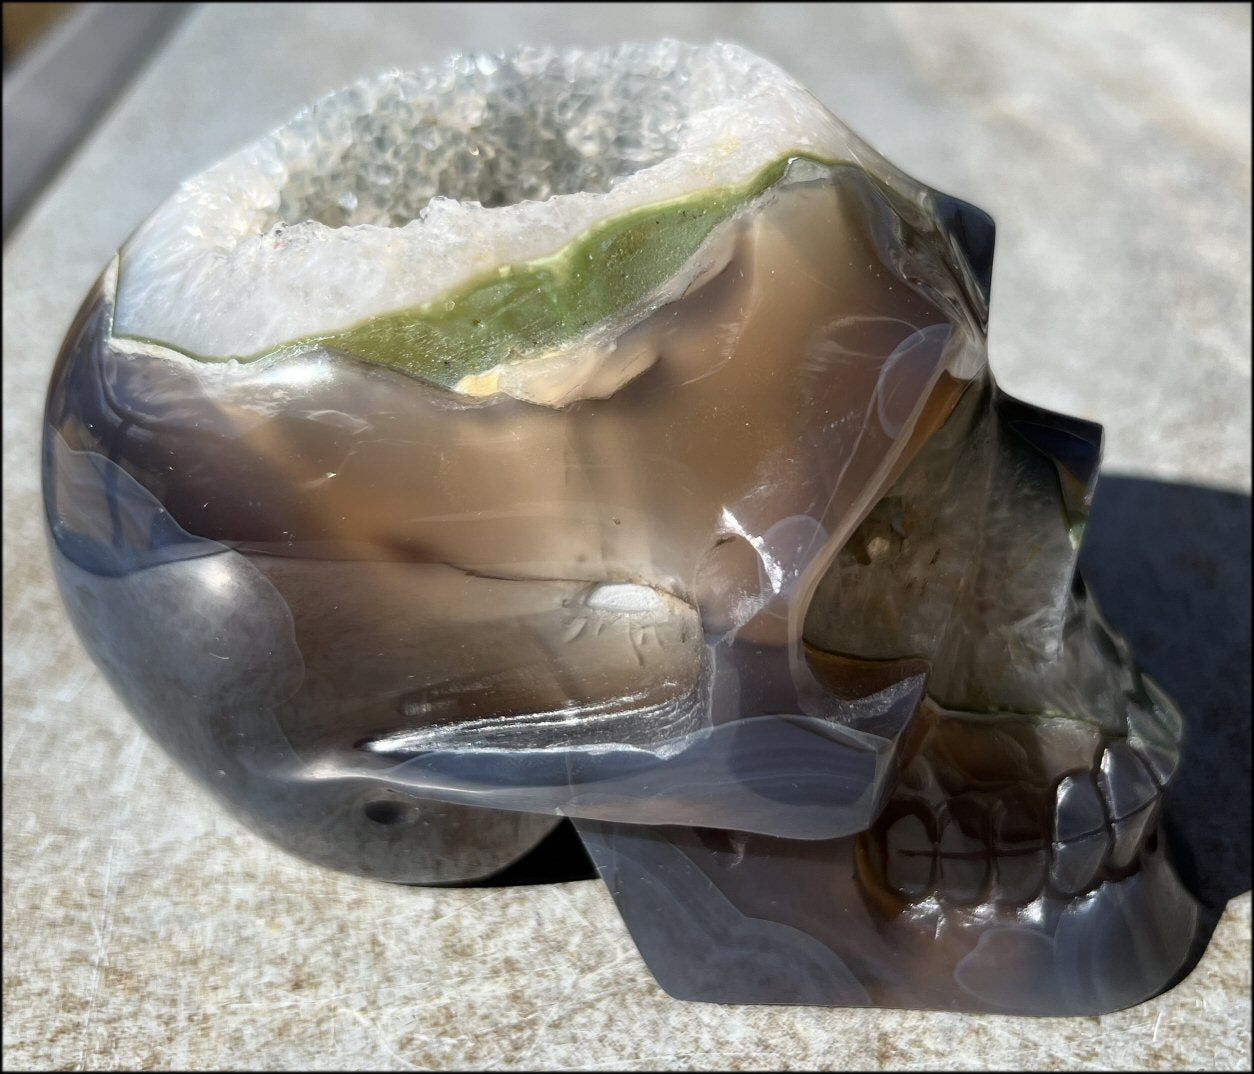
[43,42,1198,1014]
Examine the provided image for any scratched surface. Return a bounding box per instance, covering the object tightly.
[3,4,1250,1069]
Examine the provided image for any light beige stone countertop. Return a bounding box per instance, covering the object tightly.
[4,4,1250,1069]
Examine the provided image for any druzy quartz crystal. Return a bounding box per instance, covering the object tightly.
[44,42,1200,1014]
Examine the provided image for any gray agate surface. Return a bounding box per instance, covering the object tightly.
[42,41,1199,1014]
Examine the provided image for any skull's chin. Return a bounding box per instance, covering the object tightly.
[110,42,856,399]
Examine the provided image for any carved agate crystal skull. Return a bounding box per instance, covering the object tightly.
[43,42,1198,1014]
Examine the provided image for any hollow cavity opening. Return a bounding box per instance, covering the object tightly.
[273,50,715,230]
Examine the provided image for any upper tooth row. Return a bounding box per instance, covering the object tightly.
[881,738,1168,903]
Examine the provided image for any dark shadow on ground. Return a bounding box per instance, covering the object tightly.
[471,818,597,887]
[1079,474,1252,976]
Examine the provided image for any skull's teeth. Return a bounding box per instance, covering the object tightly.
[1049,831,1111,896]
[1097,740,1161,872]
[1053,771,1106,842]
[1098,741,1159,819]
[872,738,1168,905]
[883,808,934,897]
[1049,770,1110,896]
[990,786,1049,903]
[935,798,990,904]
[1107,806,1159,873]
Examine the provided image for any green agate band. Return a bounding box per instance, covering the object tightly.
[116,151,840,389]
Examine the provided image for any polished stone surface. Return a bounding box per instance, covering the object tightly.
[4,3,1249,1068]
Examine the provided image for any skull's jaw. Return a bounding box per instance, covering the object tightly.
[578,816,1197,1014]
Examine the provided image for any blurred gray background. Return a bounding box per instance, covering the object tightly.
[4,4,1250,1069]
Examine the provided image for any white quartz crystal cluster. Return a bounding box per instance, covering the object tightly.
[113,42,852,362]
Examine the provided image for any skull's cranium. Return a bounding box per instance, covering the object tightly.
[42,42,1197,1015]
